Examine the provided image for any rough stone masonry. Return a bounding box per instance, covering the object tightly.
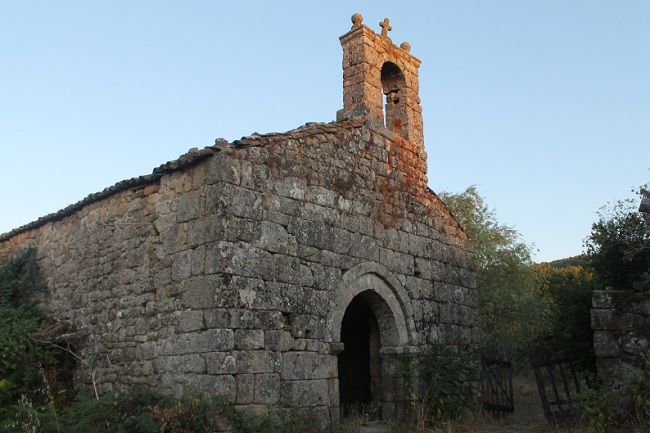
[590,193,650,410]
[0,14,477,429]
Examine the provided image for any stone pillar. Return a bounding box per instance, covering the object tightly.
[591,289,650,409]
[378,346,420,421]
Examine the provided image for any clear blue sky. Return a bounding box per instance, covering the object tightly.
[1,1,648,262]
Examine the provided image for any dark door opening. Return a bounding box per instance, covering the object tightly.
[338,294,381,416]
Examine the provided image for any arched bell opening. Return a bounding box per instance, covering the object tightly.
[380,61,408,137]
[337,289,400,418]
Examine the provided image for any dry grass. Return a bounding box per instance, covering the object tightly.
[339,376,597,433]
[339,417,592,433]
[339,375,648,433]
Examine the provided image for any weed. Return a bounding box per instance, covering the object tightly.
[397,345,476,428]
[578,387,619,433]
[630,359,650,431]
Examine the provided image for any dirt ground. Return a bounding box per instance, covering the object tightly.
[354,376,648,433]
[471,376,552,433]
[355,376,582,433]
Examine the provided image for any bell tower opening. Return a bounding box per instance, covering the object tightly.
[338,293,382,416]
[336,13,427,182]
[380,61,407,136]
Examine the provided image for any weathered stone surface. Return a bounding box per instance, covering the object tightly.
[592,290,650,412]
[265,330,294,351]
[592,290,613,309]
[205,352,237,375]
[236,374,255,404]
[281,352,330,380]
[254,221,296,255]
[235,351,277,373]
[178,310,204,332]
[593,330,620,357]
[160,329,234,355]
[154,354,206,374]
[171,250,193,281]
[0,16,478,431]
[591,309,613,330]
[254,310,284,329]
[180,374,236,399]
[234,329,265,350]
[281,379,329,406]
[180,275,225,309]
[255,373,280,404]
[203,308,231,328]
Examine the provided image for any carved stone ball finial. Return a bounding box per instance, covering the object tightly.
[400,42,411,53]
[379,18,392,37]
[351,13,363,28]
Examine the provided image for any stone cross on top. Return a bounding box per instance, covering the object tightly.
[379,18,392,37]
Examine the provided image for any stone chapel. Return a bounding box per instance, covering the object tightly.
[0,14,477,429]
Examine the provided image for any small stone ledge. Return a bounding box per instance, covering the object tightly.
[328,342,344,354]
[379,345,420,356]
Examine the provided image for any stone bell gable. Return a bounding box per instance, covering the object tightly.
[337,14,426,188]
[0,14,477,430]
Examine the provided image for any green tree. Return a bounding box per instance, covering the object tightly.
[533,263,596,371]
[440,186,545,362]
[0,249,43,400]
[0,249,67,422]
[584,186,650,291]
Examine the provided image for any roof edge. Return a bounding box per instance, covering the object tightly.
[426,186,471,240]
[0,147,216,242]
[0,120,365,242]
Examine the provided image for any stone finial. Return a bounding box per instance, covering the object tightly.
[400,42,411,53]
[351,13,363,28]
[379,18,392,37]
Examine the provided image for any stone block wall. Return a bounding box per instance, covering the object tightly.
[592,289,650,402]
[0,120,477,428]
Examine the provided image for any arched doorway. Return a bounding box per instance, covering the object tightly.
[338,293,381,414]
[329,264,418,422]
[338,288,402,417]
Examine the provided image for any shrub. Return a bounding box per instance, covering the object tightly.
[630,360,650,428]
[0,250,324,433]
[440,186,548,367]
[533,263,597,373]
[579,387,619,433]
[402,345,476,426]
[1,388,324,433]
[584,188,650,291]
[422,346,476,422]
[577,361,650,433]
[0,249,68,417]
